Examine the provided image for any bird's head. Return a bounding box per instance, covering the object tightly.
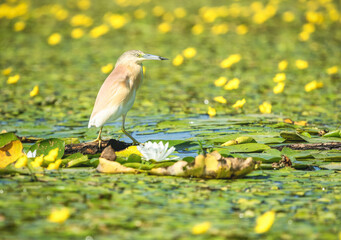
[116,50,168,66]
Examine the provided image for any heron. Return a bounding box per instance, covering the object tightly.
[88,50,168,146]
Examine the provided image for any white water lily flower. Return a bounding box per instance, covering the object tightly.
[137,141,176,162]
[26,150,37,158]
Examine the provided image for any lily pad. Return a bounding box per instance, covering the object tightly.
[215,143,271,153]
[29,138,65,159]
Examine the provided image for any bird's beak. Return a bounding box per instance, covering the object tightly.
[142,54,169,61]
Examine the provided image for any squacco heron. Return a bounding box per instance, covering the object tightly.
[88,50,168,145]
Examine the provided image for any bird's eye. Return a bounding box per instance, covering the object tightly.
[135,53,141,57]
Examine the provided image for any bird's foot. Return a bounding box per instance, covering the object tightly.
[92,138,102,149]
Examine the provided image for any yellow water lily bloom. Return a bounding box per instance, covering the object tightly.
[296,59,308,69]
[220,54,242,68]
[232,98,246,109]
[172,54,184,66]
[90,25,109,38]
[214,76,227,87]
[134,9,146,19]
[101,63,113,74]
[71,28,84,39]
[47,33,62,45]
[7,74,20,84]
[109,14,127,29]
[116,146,142,158]
[191,24,204,35]
[47,159,62,170]
[273,82,285,94]
[213,96,227,104]
[326,66,338,75]
[70,14,93,27]
[236,24,248,35]
[2,67,12,76]
[174,8,186,18]
[14,155,28,168]
[208,106,216,117]
[48,207,70,223]
[30,85,39,97]
[282,11,295,22]
[278,60,288,71]
[158,22,171,33]
[30,155,44,168]
[304,80,323,92]
[183,48,197,59]
[259,102,272,114]
[14,21,25,32]
[273,73,286,82]
[224,78,240,90]
[192,221,211,235]
[254,211,276,234]
[77,0,90,10]
[44,148,59,162]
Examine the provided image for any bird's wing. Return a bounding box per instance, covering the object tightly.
[89,66,131,124]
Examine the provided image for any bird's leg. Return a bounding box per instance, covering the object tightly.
[122,114,139,145]
[93,127,103,148]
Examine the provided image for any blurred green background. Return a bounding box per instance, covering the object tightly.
[1,0,340,131]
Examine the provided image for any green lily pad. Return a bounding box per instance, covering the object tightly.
[63,153,89,167]
[215,143,270,153]
[29,138,65,159]
[0,133,18,148]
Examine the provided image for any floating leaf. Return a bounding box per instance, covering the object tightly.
[280,131,309,142]
[64,153,89,167]
[216,143,270,153]
[0,139,23,168]
[29,138,65,159]
[0,133,18,148]
[323,130,341,138]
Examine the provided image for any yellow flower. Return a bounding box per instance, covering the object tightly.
[208,106,216,117]
[70,14,93,27]
[153,6,165,17]
[7,74,20,84]
[303,23,315,33]
[213,96,227,104]
[90,25,109,38]
[259,102,272,114]
[236,24,248,35]
[183,47,197,59]
[192,221,211,235]
[158,22,171,33]
[172,55,184,66]
[304,80,323,92]
[30,85,39,97]
[48,207,70,223]
[306,11,324,24]
[214,76,227,87]
[77,0,90,10]
[220,54,242,68]
[211,23,229,35]
[273,82,285,94]
[54,9,68,21]
[47,33,62,45]
[14,155,28,168]
[14,21,25,32]
[232,98,246,109]
[326,66,338,75]
[2,67,12,76]
[116,146,142,158]
[163,12,174,22]
[101,63,113,74]
[174,8,186,18]
[30,155,44,168]
[295,60,308,69]
[44,148,59,162]
[134,9,146,19]
[299,31,310,41]
[192,24,204,35]
[47,159,62,170]
[254,211,275,234]
[273,73,286,82]
[109,14,127,29]
[224,78,240,90]
[71,28,84,39]
[282,11,295,22]
[278,60,288,71]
